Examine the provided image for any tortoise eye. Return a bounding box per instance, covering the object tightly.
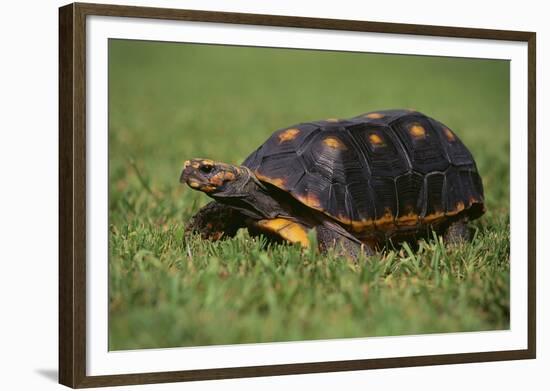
[200,164,213,174]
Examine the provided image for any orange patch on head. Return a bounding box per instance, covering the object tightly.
[207,171,236,187]
[210,172,225,186]
[365,112,385,119]
[409,124,426,138]
[323,137,347,150]
[368,133,384,146]
[278,128,300,143]
[200,185,216,193]
[444,127,456,141]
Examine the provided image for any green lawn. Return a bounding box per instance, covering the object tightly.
[108,39,510,350]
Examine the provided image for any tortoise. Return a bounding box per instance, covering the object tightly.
[180,109,485,257]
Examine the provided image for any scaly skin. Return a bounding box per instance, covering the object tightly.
[443,217,471,245]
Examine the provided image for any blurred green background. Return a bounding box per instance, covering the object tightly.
[108,39,510,350]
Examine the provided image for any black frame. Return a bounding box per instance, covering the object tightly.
[59,2,536,388]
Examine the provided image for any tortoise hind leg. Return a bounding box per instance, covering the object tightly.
[316,224,374,259]
[443,217,471,245]
[185,201,246,240]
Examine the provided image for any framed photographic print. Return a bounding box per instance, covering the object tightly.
[59,2,536,388]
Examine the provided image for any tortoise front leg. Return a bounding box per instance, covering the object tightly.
[185,201,246,240]
[316,224,374,259]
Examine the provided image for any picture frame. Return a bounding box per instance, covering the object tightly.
[59,2,536,388]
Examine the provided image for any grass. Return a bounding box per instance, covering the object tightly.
[108,39,510,350]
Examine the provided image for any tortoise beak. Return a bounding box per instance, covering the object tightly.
[180,160,192,184]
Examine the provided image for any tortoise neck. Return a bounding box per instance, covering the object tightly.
[212,166,285,220]
[240,166,269,192]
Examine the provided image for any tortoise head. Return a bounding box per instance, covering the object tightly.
[180,158,243,195]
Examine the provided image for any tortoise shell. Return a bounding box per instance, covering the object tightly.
[242,109,485,236]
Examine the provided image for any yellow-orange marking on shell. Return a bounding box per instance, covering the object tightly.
[257,218,310,247]
[351,219,375,232]
[365,112,385,119]
[396,211,419,226]
[188,180,200,188]
[446,201,466,216]
[422,210,445,224]
[335,214,352,226]
[296,192,323,210]
[323,137,347,150]
[368,133,384,146]
[469,196,481,205]
[326,118,340,123]
[278,128,300,143]
[409,124,426,138]
[191,161,200,169]
[255,171,287,188]
[374,209,395,229]
[443,127,456,141]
